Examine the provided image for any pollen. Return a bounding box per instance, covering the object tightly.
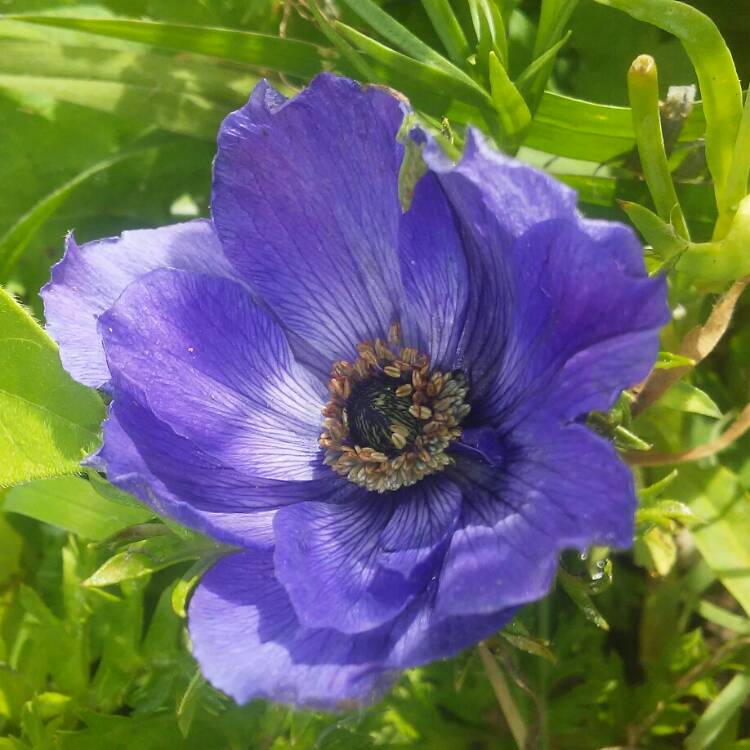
[320,323,470,493]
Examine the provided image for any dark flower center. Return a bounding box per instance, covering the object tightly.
[320,322,471,493]
[345,377,419,456]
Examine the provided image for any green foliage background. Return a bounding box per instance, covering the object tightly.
[1,1,749,748]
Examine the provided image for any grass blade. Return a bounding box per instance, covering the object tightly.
[420,0,470,67]
[5,15,326,79]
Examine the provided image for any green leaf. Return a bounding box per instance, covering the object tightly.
[514,31,571,98]
[3,477,151,541]
[500,621,557,664]
[655,351,696,370]
[674,465,750,617]
[334,20,492,111]
[639,526,678,575]
[636,500,699,529]
[469,0,508,72]
[659,381,722,419]
[594,0,743,216]
[6,16,326,79]
[0,288,104,486]
[171,554,223,618]
[0,149,138,278]
[176,670,204,738]
[336,0,481,96]
[83,534,220,587]
[305,1,377,83]
[527,0,579,109]
[488,51,531,151]
[0,513,22,586]
[558,570,609,630]
[420,0,470,67]
[685,673,750,750]
[638,469,679,502]
[697,600,750,635]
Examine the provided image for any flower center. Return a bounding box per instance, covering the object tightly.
[320,323,470,493]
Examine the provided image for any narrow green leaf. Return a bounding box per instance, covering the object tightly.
[558,570,609,630]
[306,1,377,82]
[527,0,579,109]
[697,600,750,635]
[171,554,223,618]
[686,673,750,750]
[0,288,104,486]
[334,21,493,114]
[500,629,557,664]
[83,534,219,587]
[176,670,204,738]
[4,477,151,541]
[488,51,531,151]
[636,500,699,529]
[627,55,689,239]
[6,16,327,79]
[638,470,679,502]
[515,31,571,98]
[336,0,482,95]
[469,0,508,71]
[594,0,743,217]
[612,425,651,452]
[655,351,696,370]
[618,201,689,260]
[0,151,136,278]
[420,0,470,67]
[659,381,722,419]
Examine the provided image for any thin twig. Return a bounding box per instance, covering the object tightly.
[632,277,749,417]
[626,401,750,466]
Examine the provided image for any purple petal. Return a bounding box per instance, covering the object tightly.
[435,421,636,620]
[92,406,279,548]
[189,548,513,707]
[273,476,461,633]
[94,268,345,547]
[398,172,469,369]
[189,549,397,709]
[425,128,578,237]
[100,268,326,482]
[42,220,235,388]
[211,74,409,376]
[422,128,666,417]
[484,219,668,425]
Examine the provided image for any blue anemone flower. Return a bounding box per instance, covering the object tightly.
[42,74,668,709]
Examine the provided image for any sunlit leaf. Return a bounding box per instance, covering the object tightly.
[4,477,151,540]
[0,287,103,486]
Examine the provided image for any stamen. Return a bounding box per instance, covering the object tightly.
[320,325,471,493]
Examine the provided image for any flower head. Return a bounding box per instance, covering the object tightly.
[43,74,668,709]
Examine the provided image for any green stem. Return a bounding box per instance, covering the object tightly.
[478,643,528,749]
[537,598,551,750]
[627,54,690,241]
